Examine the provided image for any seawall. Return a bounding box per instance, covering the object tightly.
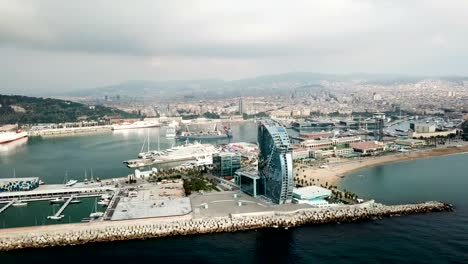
[0,201,453,251]
[27,126,112,136]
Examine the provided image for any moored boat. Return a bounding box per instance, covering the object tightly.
[12,200,28,207]
[65,179,78,187]
[112,121,160,130]
[50,197,65,204]
[0,130,28,144]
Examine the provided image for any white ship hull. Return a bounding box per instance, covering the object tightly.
[124,143,219,168]
[112,121,160,130]
[0,131,28,144]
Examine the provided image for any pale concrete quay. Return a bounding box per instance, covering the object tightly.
[27,125,112,136]
[0,201,453,252]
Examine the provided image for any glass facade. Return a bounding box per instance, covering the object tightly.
[257,119,294,204]
[212,152,241,177]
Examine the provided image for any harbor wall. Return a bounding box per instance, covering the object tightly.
[28,126,112,136]
[0,201,453,252]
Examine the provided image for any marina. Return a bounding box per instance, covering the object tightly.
[0,180,117,224]
[0,183,114,203]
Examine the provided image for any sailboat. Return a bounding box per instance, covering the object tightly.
[89,198,104,218]
[90,168,95,183]
[84,169,88,184]
[138,131,153,158]
[138,131,162,158]
[97,198,110,207]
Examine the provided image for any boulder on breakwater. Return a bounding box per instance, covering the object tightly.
[0,201,453,252]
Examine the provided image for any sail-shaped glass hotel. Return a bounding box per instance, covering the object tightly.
[257,119,294,204]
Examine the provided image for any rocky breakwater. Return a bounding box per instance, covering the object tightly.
[0,201,453,251]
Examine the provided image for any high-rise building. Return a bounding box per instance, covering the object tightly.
[238,97,244,115]
[373,113,385,141]
[213,152,241,177]
[257,119,294,204]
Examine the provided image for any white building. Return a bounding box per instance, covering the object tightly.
[292,186,333,207]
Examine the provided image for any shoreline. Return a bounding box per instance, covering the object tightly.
[296,144,468,187]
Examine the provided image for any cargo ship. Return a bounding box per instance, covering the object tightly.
[0,130,28,144]
[112,121,160,130]
[176,124,232,140]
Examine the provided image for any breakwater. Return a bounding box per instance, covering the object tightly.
[0,201,453,251]
[27,126,111,136]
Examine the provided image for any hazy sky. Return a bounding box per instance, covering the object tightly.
[1,0,468,94]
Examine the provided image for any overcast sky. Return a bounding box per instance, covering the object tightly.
[1,0,468,94]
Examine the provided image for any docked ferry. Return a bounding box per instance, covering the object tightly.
[0,130,28,144]
[112,121,160,130]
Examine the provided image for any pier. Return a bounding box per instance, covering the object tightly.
[0,201,14,214]
[48,197,73,220]
[102,189,122,221]
[27,125,112,136]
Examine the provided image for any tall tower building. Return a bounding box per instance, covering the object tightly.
[238,97,244,115]
[257,119,294,204]
[373,112,385,141]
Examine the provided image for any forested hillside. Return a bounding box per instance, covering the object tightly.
[0,94,137,124]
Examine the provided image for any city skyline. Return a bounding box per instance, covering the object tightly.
[1,0,468,94]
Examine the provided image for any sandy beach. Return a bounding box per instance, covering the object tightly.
[294,143,468,187]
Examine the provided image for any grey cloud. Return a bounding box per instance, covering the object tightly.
[0,0,468,93]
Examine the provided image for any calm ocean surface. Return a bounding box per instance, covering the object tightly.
[1,123,467,263]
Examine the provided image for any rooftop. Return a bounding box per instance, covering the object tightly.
[351,141,386,150]
[293,186,332,200]
[111,180,191,221]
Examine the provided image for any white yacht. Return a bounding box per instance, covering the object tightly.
[98,199,110,206]
[50,197,65,204]
[47,215,64,220]
[90,199,104,218]
[101,194,112,200]
[70,198,82,204]
[65,179,78,187]
[112,120,160,130]
[12,200,28,207]
[90,211,104,218]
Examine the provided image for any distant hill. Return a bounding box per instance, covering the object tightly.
[0,94,138,125]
